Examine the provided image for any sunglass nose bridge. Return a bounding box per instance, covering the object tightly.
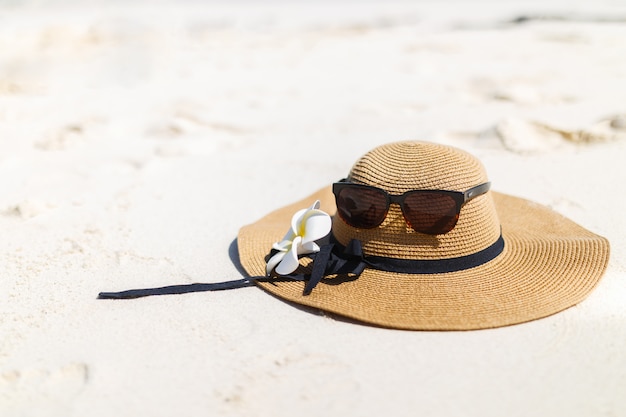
[385,203,407,224]
[387,194,406,205]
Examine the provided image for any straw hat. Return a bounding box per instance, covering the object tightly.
[237,141,610,330]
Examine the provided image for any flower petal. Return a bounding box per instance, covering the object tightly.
[266,251,286,276]
[267,201,330,276]
[301,210,332,244]
[272,239,292,251]
[277,227,297,246]
[275,236,302,275]
[301,241,320,254]
[290,208,308,237]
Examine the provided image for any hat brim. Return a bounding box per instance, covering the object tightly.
[237,186,609,330]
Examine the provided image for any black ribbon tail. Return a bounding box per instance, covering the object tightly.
[98,234,504,300]
[97,277,258,299]
[303,243,334,296]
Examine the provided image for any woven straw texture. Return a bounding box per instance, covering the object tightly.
[334,141,500,259]
[237,142,610,330]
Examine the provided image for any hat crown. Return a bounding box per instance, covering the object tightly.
[332,141,501,259]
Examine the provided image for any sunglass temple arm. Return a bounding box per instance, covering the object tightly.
[463,182,491,203]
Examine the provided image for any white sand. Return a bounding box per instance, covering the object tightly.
[1,1,625,416]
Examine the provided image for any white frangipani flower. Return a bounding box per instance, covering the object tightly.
[266,200,332,276]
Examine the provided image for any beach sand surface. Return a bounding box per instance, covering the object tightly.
[1,1,625,416]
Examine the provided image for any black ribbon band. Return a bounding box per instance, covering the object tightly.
[98,234,504,299]
[345,234,505,275]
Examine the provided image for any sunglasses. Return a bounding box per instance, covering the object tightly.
[332,179,491,235]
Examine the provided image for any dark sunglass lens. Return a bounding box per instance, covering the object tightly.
[336,186,388,229]
[402,192,459,234]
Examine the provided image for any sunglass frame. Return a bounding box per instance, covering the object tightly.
[332,179,491,233]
